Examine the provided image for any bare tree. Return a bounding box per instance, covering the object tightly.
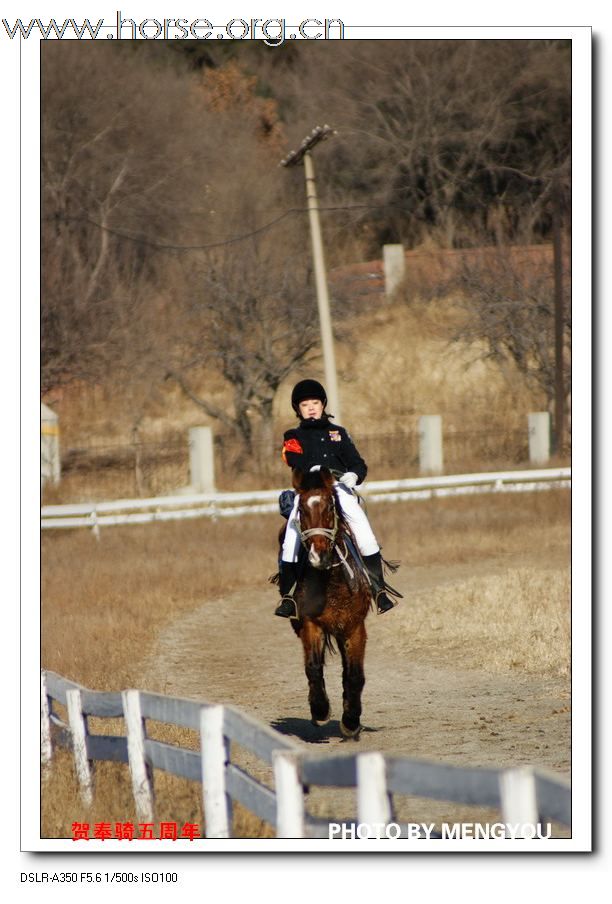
[277,39,571,254]
[41,42,229,395]
[42,44,320,470]
[166,231,319,468]
[159,68,325,466]
[43,46,164,390]
[448,244,571,426]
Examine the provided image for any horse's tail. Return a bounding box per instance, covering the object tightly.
[322,629,337,656]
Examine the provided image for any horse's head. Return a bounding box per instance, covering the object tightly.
[293,468,339,570]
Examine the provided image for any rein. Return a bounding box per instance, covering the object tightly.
[332,538,355,579]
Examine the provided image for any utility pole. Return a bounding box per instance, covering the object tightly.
[551,174,565,455]
[281,125,341,422]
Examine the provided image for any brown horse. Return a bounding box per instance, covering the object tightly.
[282,467,374,739]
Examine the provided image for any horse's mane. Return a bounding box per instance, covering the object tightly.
[293,468,350,535]
[293,468,335,493]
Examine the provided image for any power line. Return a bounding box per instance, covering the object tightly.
[42,201,416,254]
[43,209,299,252]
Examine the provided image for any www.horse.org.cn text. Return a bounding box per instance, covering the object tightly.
[1,14,346,43]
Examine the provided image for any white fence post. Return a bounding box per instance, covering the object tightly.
[41,402,61,488]
[383,244,405,298]
[66,688,94,806]
[419,415,444,474]
[89,508,100,541]
[357,752,392,834]
[200,705,231,838]
[273,751,305,838]
[499,767,539,836]
[41,671,52,768]
[528,412,551,464]
[122,689,154,823]
[189,426,216,493]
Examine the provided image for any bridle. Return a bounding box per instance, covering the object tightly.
[296,489,340,551]
[295,486,357,579]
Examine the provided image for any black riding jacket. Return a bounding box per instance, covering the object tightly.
[281,416,368,485]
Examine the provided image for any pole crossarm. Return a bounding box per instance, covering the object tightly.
[280,124,336,168]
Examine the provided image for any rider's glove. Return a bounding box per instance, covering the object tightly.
[339,471,358,488]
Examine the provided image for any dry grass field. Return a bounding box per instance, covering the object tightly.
[42,492,569,687]
[41,488,570,838]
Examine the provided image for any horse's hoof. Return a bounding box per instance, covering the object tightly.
[312,706,331,728]
[340,719,362,740]
[312,708,332,727]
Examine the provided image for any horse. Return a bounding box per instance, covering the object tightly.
[277,467,375,739]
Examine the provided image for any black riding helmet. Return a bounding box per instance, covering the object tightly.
[291,379,327,415]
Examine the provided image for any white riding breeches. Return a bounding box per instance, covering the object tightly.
[281,483,379,563]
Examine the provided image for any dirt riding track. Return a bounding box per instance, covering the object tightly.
[140,543,570,832]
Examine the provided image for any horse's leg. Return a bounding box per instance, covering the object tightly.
[300,619,331,725]
[338,622,367,738]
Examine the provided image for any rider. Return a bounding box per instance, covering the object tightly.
[274,378,397,618]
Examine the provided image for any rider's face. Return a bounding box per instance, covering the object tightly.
[299,398,324,420]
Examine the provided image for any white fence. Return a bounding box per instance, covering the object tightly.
[41,467,571,533]
[42,670,571,839]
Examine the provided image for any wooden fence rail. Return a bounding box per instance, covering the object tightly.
[41,670,571,839]
[41,467,570,533]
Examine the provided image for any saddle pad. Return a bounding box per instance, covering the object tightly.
[278,489,296,520]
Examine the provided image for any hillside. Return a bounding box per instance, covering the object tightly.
[42,288,552,504]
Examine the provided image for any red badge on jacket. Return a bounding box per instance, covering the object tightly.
[281,437,303,463]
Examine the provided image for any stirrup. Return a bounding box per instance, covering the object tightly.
[375,590,395,614]
[275,595,299,620]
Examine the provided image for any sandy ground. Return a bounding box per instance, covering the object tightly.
[140,551,570,835]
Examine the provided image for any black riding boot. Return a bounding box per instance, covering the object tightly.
[362,552,395,613]
[274,561,298,618]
